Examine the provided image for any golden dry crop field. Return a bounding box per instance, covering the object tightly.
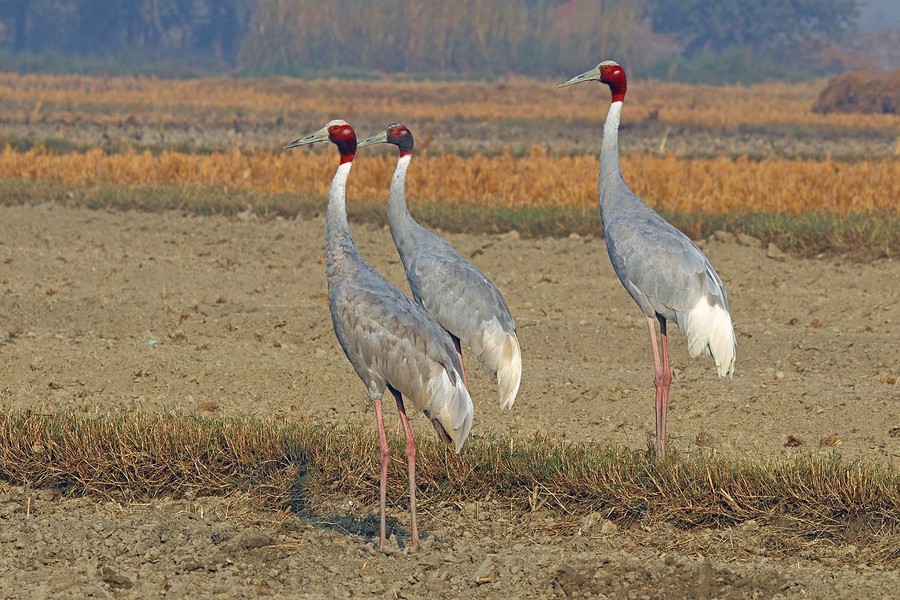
[0,73,898,218]
[1,145,897,215]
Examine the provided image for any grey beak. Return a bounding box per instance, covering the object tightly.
[558,66,602,88]
[283,127,330,150]
[358,130,389,148]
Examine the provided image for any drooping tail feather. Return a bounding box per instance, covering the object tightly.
[681,298,736,378]
[423,366,474,453]
[479,322,522,410]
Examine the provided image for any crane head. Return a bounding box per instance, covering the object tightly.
[358,123,415,156]
[559,60,627,102]
[284,119,357,162]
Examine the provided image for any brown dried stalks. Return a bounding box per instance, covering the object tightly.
[1,410,897,555]
[1,145,897,215]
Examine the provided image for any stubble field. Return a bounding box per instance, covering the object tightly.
[0,73,899,598]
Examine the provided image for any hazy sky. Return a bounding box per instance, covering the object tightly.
[859,0,900,29]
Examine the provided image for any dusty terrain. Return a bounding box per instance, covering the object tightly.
[1,203,898,598]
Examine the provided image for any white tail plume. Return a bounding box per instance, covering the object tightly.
[479,321,522,410]
[680,297,736,378]
[423,366,474,453]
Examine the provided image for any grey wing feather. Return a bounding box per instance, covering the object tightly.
[605,210,728,325]
[328,264,470,427]
[403,229,516,352]
[330,266,474,448]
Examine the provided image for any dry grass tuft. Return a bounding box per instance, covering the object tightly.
[1,409,898,558]
[0,410,302,506]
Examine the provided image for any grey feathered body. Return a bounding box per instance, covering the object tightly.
[386,155,522,408]
[601,183,730,324]
[400,227,515,344]
[600,102,735,376]
[325,162,473,448]
[391,214,515,346]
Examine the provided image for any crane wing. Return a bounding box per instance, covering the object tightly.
[605,212,729,322]
[330,276,459,388]
[410,246,514,338]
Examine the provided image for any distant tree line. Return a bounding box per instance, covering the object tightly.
[0,0,252,65]
[0,0,864,81]
[644,0,862,82]
[238,0,649,76]
[645,0,859,57]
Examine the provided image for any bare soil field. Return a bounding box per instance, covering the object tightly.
[1,203,899,598]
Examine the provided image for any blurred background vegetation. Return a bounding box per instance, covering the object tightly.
[0,0,896,83]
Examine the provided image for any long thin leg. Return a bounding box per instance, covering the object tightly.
[657,316,672,455]
[451,334,470,391]
[372,396,390,551]
[389,387,420,551]
[646,316,666,457]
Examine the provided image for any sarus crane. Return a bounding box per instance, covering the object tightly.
[560,61,736,457]
[358,123,522,410]
[284,120,474,550]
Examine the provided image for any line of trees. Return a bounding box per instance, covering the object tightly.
[0,0,865,80]
[645,0,859,57]
[238,0,648,76]
[0,0,251,63]
[0,0,650,76]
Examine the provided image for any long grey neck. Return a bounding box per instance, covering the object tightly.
[386,154,418,255]
[599,100,631,221]
[326,162,360,277]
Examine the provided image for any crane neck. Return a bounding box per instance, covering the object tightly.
[387,153,421,257]
[599,99,629,215]
[325,161,359,273]
[387,153,413,224]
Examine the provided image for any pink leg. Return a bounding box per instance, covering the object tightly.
[657,317,672,455]
[452,335,470,391]
[390,387,420,551]
[372,396,390,551]
[646,316,667,458]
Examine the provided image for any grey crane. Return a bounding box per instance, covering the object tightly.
[284,120,474,551]
[358,123,522,410]
[560,61,736,457]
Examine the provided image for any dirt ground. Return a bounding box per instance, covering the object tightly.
[1,203,898,598]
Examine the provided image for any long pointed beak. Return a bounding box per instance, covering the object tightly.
[283,127,329,150]
[558,67,602,88]
[357,130,388,148]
